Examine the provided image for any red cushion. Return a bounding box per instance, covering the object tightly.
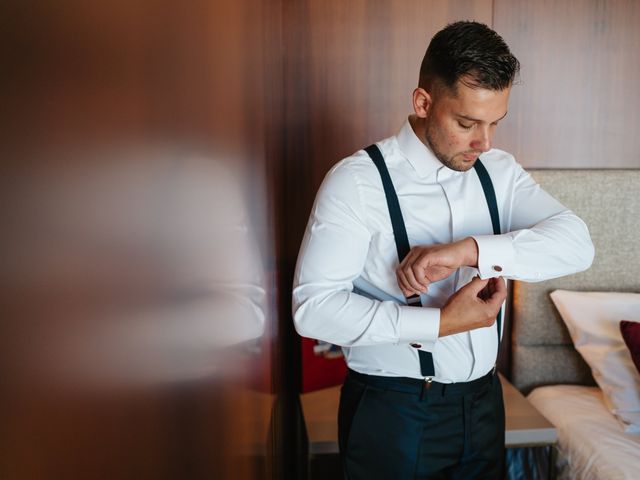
[620,320,640,375]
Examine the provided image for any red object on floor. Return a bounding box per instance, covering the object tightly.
[300,336,347,393]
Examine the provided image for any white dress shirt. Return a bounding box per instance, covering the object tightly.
[292,120,594,383]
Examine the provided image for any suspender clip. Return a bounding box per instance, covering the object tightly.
[419,377,433,401]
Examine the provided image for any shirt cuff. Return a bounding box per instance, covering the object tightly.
[398,306,440,351]
[472,234,515,279]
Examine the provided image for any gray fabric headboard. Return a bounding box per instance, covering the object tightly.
[510,169,640,394]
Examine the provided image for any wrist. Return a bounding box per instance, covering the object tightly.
[438,307,447,337]
[461,237,479,267]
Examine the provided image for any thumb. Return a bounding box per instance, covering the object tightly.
[486,277,508,305]
[463,275,489,295]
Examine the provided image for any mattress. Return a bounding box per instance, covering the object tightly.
[527,385,640,480]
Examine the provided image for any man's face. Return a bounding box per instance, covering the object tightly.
[423,80,510,171]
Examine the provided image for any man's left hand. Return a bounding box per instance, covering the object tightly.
[396,237,478,297]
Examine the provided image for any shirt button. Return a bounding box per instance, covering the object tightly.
[410,343,422,349]
[493,265,503,272]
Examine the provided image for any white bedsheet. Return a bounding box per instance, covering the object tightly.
[528,385,640,480]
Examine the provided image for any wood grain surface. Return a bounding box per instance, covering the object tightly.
[493,0,640,167]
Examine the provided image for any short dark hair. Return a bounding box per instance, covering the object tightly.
[419,21,520,92]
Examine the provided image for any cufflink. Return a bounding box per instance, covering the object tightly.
[410,343,422,349]
[492,265,503,272]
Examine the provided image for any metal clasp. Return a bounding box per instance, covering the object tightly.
[420,377,433,401]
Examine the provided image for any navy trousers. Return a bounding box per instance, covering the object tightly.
[338,369,505,479]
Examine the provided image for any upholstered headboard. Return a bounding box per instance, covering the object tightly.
[510,169,640,394]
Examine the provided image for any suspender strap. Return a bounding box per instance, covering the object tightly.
[365,144,435,376]
[364,145,411,262]
[473,160,501,237]
[473,159,502,341]
[364,145,503,377]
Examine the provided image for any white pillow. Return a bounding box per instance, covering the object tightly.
[550,290,640,434]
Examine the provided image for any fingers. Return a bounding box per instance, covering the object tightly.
[478,282,489,301]
[405,262,428,293]
[439,276,507,337]
[397,249,428,296]
[480,277,496,300]
[396,245,492,298]
[486,277,507,305]
[396,268,419,297]
[463,275,490,295]
[472,276,508,306]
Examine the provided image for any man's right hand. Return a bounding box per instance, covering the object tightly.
[439,276,507,337]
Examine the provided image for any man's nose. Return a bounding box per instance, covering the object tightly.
[471,127,491,152]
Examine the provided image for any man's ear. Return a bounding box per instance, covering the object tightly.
[412,87,432,119]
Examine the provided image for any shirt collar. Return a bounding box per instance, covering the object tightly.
[396,118,443,179]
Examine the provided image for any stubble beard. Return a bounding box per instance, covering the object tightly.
[424,123,477,173]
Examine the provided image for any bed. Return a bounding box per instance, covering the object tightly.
[509,169,640,479]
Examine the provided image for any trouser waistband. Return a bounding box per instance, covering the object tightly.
[347,367,496,397]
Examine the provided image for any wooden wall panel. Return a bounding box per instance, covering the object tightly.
[493,0,640,167]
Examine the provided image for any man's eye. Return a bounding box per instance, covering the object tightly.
[458,122,473,130]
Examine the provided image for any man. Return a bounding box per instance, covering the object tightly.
[292,21,593,479]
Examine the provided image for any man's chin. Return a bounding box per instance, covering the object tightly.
[457,163,476,172]
[442,156,478,172]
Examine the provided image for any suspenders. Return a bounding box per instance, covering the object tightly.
[472,159,503,344]
[364,144,502,378]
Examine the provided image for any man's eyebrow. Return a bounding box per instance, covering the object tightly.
[457,111,509,123]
